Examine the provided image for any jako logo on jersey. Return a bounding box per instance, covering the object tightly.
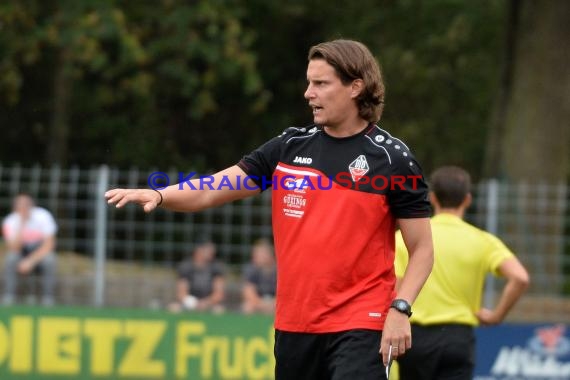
[349,155,370,182]
[293,156,313,164]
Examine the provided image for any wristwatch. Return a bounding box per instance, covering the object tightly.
[390,299,412,317]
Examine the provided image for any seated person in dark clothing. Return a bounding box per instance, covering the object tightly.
[170,241,225,313]
[241,239,277,314]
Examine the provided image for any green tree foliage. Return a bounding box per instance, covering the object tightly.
[0,0,265,169]
[0,0,510,177]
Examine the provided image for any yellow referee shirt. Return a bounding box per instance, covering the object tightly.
[395,213,514,326]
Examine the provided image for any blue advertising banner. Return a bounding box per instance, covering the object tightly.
[474,323,570,380]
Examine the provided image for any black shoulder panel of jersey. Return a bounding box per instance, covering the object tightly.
[365,125,431,218]
[237,124,320,190]
[363,125,415,167]
[278,124,321,143]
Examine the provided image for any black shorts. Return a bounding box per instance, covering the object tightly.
[274,329,385,380]
[398,323,475,380]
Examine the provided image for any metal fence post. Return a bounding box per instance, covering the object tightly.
[94,165,109,307]
[484,179,499,308]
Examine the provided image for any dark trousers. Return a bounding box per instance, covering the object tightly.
[398,323,475,380]
[274,329,386,380]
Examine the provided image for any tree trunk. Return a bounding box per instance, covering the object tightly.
[485,0,570,295]
[483,0,520,179]
[501,0,570,182]
[46,47,72,165]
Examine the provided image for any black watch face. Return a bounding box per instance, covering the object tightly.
[393,299,411,315]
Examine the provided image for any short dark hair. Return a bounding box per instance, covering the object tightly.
[430,166,471,208]
[308,39,385,123]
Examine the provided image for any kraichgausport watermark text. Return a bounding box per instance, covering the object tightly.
[147,172,422,191]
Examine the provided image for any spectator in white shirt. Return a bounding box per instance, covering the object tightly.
[2,193,57,306]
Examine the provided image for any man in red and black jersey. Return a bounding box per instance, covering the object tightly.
[106,39,434,380]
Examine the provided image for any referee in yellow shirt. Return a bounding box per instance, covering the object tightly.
[395,166,529,380]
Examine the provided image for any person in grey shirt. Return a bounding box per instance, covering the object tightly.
[170,241,225,313]
[241,238,277,314]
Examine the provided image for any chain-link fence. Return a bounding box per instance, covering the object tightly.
[0,164,568,320]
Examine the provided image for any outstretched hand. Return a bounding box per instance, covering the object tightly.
[105,189,162,213]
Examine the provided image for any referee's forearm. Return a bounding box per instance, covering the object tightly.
[493,276,529,322]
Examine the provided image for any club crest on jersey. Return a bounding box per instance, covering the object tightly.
[349,155,369,182]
